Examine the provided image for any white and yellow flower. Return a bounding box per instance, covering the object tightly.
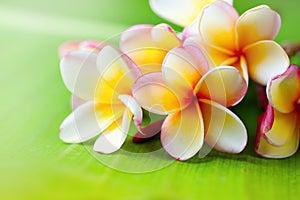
[132,45,248,160]
[256,64,300,158]
[184,1,290,85]
[59,45,143,153]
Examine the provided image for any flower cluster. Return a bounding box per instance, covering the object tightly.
[58,0,298,160]
[255,64,300,158]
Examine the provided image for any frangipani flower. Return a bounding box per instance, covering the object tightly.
[255,64,300,158]
[149,0,233,27]
[59,45,143,153]
[120,23,181,74]
[185,1,290,85]
[132,45,248,160]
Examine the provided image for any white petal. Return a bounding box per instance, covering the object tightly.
[161,99,204,160]
[60,51,100,101]
[243,40,290,85]
[199,99,248,153]
[151,23,181,49]
[199,1,238,51]
[149,0,233,27]
[236,5,281,48]
[118,94,143,128]
[195,66,247,107]
[93,109,131,154]
[59,101,120,143]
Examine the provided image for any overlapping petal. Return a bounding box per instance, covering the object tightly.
[94,78,121,104]
[255,114,300,158]
[96,46,142,96]
[132,72,183,115]
[149,0,233,27]
[199,99,247,153]
[199,1,238,52]
[60,51,100,101]
[120,24,180,72]
[132,119,165,143]
[236,5,281,48]
[94,109,132,154]
[196,66,247,107]
[267,64,300,113]
[59,40,105,58]
[151,24,181,50]
[161,99,204,160]
[120,25,163,68]
[120,24,155,50]
[60,102,123,143]
[162,45,209,96]
[119,94,143,128]
[244,40,290,85]
[263,106,298,146]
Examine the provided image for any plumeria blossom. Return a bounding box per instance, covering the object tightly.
[255,64,300,158]
[59,45,144,153]
[120,23,181,74]
[132,45,248,160]
[149,0,233,27]
[183,1,290,85]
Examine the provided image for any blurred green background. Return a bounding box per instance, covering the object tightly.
[0,0,299,199]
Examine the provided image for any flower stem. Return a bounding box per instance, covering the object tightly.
[282,42,300,57]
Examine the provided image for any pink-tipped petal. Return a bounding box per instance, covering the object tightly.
[59,41,105,58]
[133,119,164,143]
[120,24,167,68]
[132,72,183,115]
[93,109,132,154]
[120,24,155,50]
[118,94,143,128]
[182,18,201,40]
[256,85,268,110]
[255,114,300,158]
[58,41,81,58]
[262,104,299,146]
[79,40,106,52]
[196,66,247,107]
[161,99,204,161]
[267,64,300,113]
[60,51,100,101]
[237,5,281,48]
[199,99,247,153]
[260,103,274,132]
[96,46,142,97]
[162,45,209,96]
[182,38,216,68]
[59,102,123,143]
[244,40,290,85]
[151,23,181,49]
[199,1,238,51]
